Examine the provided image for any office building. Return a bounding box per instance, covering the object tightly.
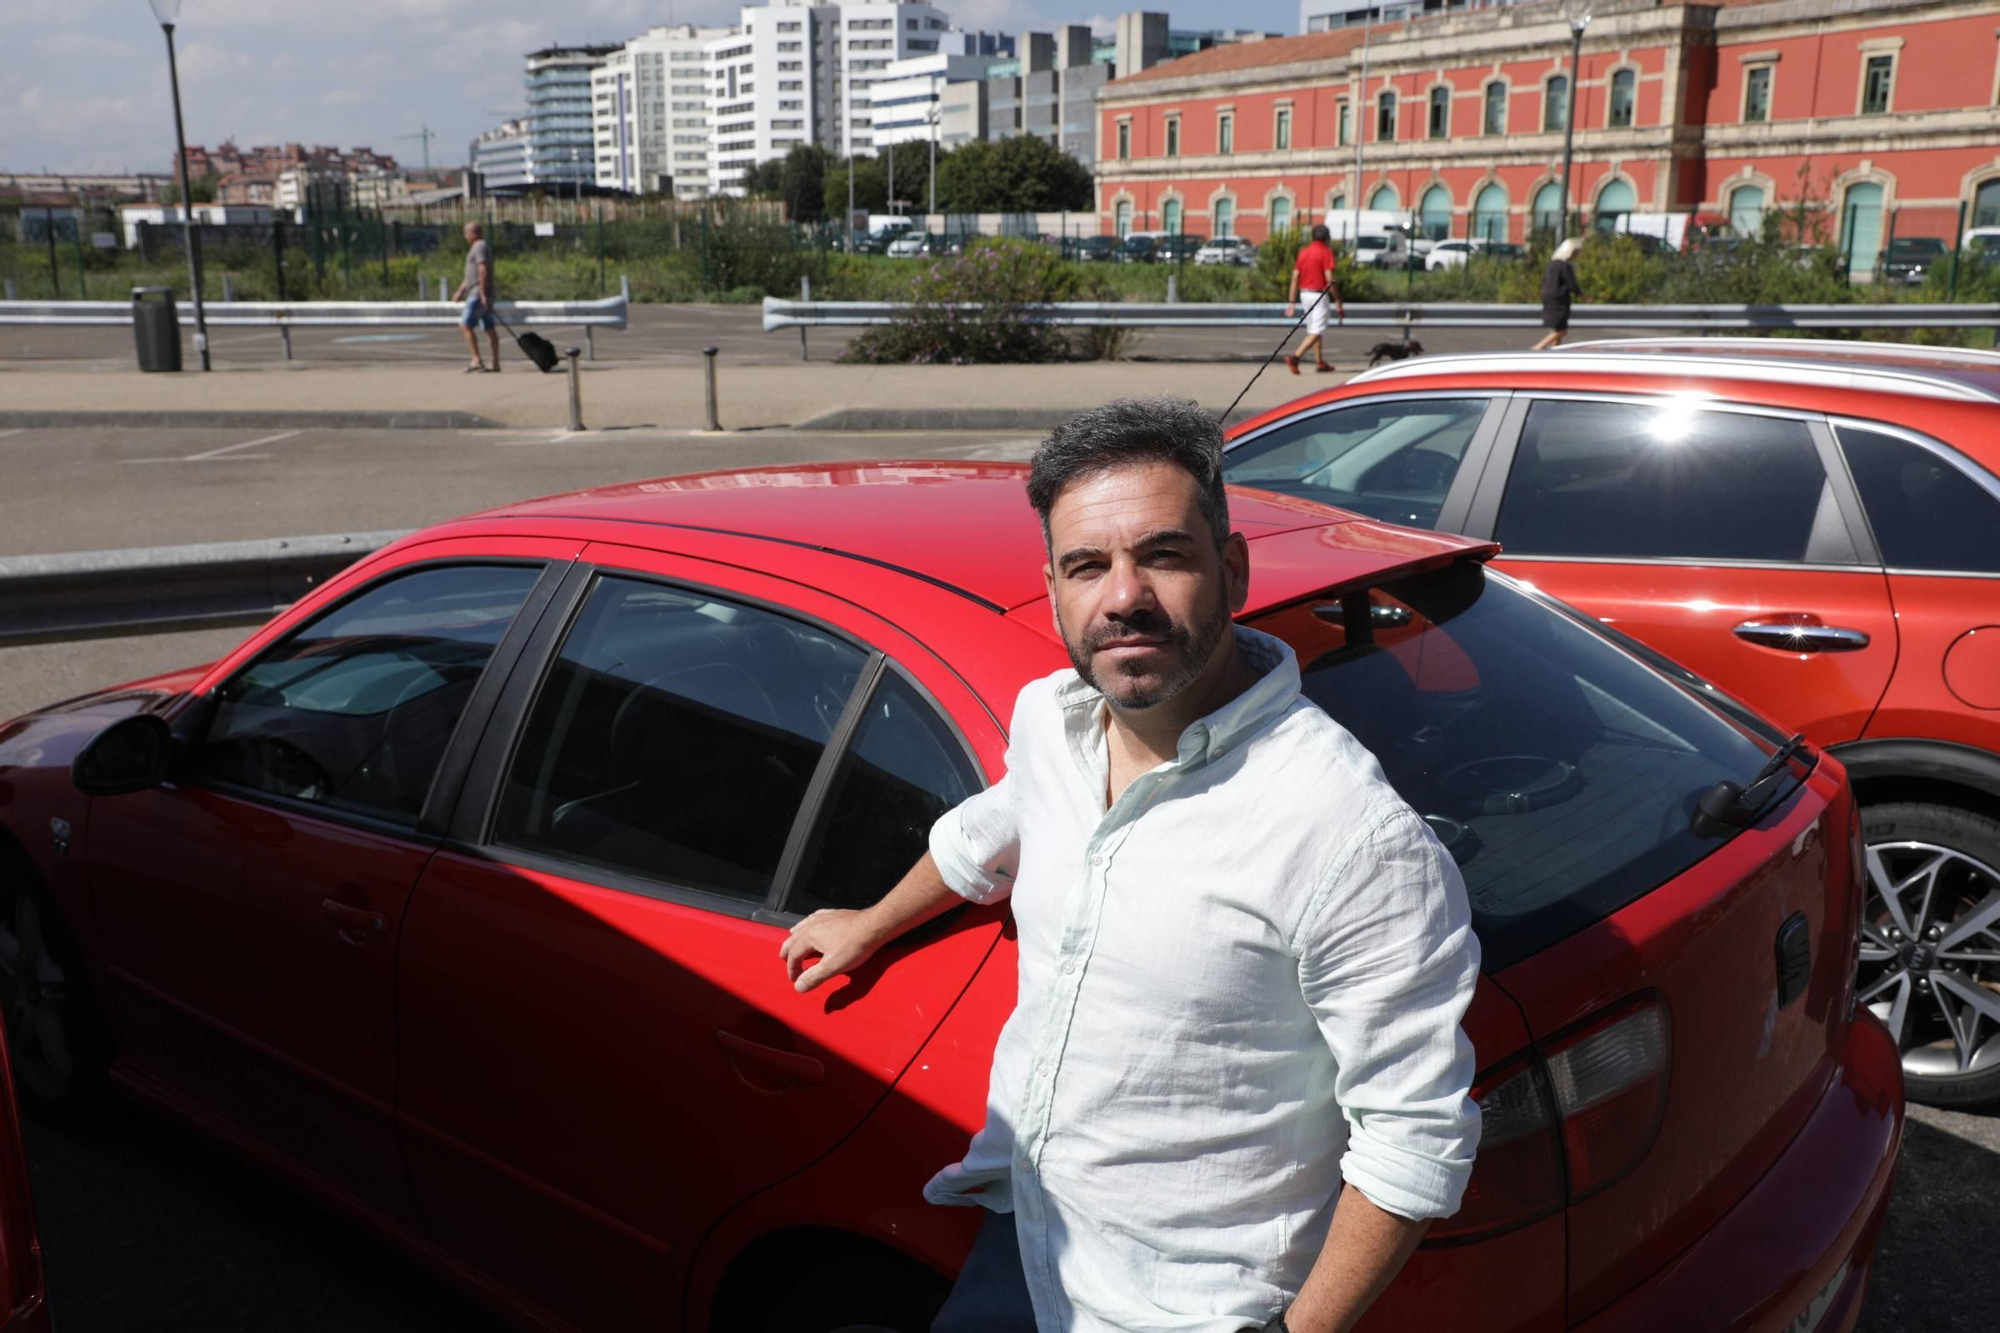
[525,45,619,193]
[869,39,1014,147]
[592,24,731,197]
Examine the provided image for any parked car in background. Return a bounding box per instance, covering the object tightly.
[1223,337,2000,1109]
[1963,227,2000,267]
[1195,236,1256,266]
[1352,233,1414,271]
[1062,235,1117,263]
[0,460,1902,1332]
[916,232,965,257]
[1425,239,1526,271]
[1153,233,1206,264]
[1116,231,1167,263]
[886,230,929,258]
[1878,237,1947,285]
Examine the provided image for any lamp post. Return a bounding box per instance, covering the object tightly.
[149,0,210,371]
[927,106,938,220]
[1351,20,1370,249]
[1557,1,1591,242]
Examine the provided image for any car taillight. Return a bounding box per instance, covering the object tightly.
[1428,998,1670,1244]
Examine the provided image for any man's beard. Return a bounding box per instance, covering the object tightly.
[1061,595,1234,711]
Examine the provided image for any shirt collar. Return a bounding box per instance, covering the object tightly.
[1053,625,1301,769]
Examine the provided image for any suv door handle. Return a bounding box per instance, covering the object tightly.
[322,899,385,934]
[715,1031,825,1085]
[1732,620,1871,653]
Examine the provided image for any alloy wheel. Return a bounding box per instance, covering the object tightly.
[0,886,76,1102]
[1857,839,2000,1080]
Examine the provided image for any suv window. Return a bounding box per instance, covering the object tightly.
[1247,561,1772,970]
[1496,400,1833,561]
[1223,398,1489,529]
[494,576,868,905]
[1838,426,2000,574]
[194,564,543,823]
[789,670,981,915]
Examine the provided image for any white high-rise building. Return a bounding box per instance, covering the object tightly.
[869,49,1012,148]
[592,24,731,198]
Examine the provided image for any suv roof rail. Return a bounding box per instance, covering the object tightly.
[1347,348,2000,403]
[1558,337,2000,367]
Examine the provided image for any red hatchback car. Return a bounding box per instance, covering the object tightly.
[1224,338,2000,1106]
[0,463,1898,1332]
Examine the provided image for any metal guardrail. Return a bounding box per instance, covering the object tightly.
[763,298,2000,332]
[0,294,628,359]
[0,531,406,646]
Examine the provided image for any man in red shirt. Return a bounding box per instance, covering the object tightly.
[1285,224,1345,374]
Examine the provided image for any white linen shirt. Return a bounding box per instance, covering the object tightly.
[924,627,1481,1333]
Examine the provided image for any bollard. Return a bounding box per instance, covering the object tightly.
[586,325,596,362]
[2,279,12,301]
[702,345,721,432]
[418,274,429,301]
[800,275,811,362]
[621,273,631,302]
[222,274,235,303]
[565,347,585,431]
[280,326,293,361]
[1167,274,1178,304]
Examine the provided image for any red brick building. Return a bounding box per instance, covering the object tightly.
[1094,0,2000,272]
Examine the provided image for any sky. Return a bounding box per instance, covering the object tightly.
[5,0,1300,175]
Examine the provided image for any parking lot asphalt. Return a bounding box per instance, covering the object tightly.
[0,627,1994,1331]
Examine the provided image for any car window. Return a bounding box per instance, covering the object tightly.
[1223,398,1489,529]
[1246,561,1772,971]
[194,563,543,823]
[1838,425,2000,574]
[788,669,982,915]
[493,576,868,905]
[1495,400,1834,561]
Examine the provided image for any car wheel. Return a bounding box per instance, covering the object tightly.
[0,847,112,1120]
[1857,801,2000,1107]
[720,1258,946,1333]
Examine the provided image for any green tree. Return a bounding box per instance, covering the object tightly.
[824,157,887,221]
[739,158,785,199]
[161,174,218,205]
[778,144,828,225]
[936,136,1092,213]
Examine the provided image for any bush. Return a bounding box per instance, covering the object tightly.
[840,236,1076,364]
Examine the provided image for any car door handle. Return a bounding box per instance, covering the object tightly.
[321,899,385,934]
[1732,620,1871,653]
[715,1031,824,1085]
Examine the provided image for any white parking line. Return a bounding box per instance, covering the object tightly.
[124,429,305,465]
[0,429,24,442]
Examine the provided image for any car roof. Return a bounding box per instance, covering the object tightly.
[468,460,1489,612]
[1349,339,2000,403]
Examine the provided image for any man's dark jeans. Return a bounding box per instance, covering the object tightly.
[932,1210,1038,1332]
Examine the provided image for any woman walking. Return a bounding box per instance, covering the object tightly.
[1533,237,1583,350]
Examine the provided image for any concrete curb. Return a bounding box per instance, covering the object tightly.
[0,410,503,431]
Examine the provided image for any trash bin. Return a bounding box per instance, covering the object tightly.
[132,286,181,373]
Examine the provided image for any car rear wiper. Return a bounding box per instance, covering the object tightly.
[1691,733,1813,838]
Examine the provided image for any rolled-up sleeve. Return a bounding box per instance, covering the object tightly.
[929,769,1019,905]
[1294,804,1482,1221]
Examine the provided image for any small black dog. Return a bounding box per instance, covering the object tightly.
[1366,338,1426,367]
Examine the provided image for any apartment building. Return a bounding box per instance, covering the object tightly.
[525,45,619,192]
[592,25,731,198]
[869,37,1014,147]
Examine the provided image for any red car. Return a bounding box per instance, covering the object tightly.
[0,463,1898,1331]
[1224,338,2000,1107]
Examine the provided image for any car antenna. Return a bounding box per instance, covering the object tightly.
[1221,290,1322,428]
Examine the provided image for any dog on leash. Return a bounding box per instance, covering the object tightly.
[1366,338,1426,367]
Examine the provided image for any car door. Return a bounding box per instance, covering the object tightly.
[1465,395,1899,744]
[392,547,1009,1330]
[1223,392,1509,534]
[85,549,566,1226]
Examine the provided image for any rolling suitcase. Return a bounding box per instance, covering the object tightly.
[488,303,560,373]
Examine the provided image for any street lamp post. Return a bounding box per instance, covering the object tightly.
[928,106,938,220]
[1557,2,1591,242]
[149,0,210,371]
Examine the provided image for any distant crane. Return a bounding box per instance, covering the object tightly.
[397,124,438,171]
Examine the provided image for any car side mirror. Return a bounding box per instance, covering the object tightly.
[71,714,175,796]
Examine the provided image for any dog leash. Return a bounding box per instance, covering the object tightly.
[1222,287,1330,427]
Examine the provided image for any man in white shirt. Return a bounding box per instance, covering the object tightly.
[779,397,1481,1333]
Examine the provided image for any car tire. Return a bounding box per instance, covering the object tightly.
[0,843,113,1122]
[721,1258,947,1333]
[1857,800,2000,1107]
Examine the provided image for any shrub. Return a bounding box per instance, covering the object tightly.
[840,236,1076,364]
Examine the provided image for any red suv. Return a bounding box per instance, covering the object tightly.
[1223,337,2000,1106]
[0,465,1899,1330]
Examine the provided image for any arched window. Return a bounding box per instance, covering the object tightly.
[1544,74,1569,132]
[1162,199,1182,236]
[1484,81,1508,136]
[1473,183,1508,242]
[1329,193,1347,216]
[1429,86,1450,139]
[1974,177,2000,229]
[1269,196,1293,236]
[1840,181,1883,277]
[1369,183,1399,211]
[1532,182,1565,237]
[1595,178,1636,227]
[1377,90,1397,141]
[1420,185,1452,241]
[1727,184,1764,238]
[1214,196,1236,239]
[1115,200,1133,238]
[1608,69,1636,127]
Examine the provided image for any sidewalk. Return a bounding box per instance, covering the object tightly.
[0,358,1344,432]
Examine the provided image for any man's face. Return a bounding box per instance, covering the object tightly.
[464,225,478,243]
[1043,460,1247,711]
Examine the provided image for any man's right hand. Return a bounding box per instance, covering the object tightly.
[780,908,886,993]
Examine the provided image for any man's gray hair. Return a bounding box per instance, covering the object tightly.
[466,221,484,238]
[1028,396,1231,552]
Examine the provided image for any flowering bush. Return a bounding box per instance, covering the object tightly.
[839,237,1078,364]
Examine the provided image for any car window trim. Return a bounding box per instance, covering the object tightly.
[172,556,567,843]
[1467,391,1879,568]
[1828,414,2000,579]
[1222,390,1512,534]
[452,561,952,923]
[1801,416,1881,566]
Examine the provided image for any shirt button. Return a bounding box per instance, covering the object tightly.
[1062,961,1077,975]
[1036,1062,1050,1078]
[1091,853,1104,867]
